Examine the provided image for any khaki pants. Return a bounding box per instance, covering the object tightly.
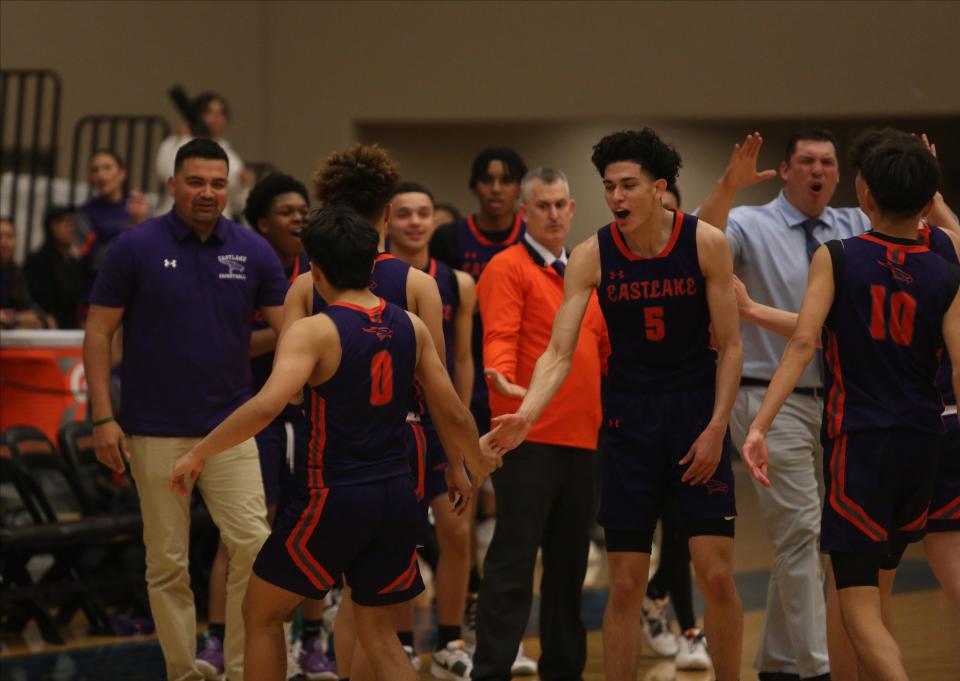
[129,436,270,681]
[730,387,830,679]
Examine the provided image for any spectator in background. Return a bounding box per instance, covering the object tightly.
[77,150,149,305]
[25,206,83,329]
[155,92,252,219]
[1,218,55,329]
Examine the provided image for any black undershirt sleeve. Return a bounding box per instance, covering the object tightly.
[429,222,458,269]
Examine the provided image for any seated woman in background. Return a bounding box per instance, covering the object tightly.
[155,91,251,218]
[25,206,83,329]
[77,150,149,306]
[0,218,55,330]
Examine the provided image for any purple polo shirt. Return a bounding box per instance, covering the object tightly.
[90,210,288,436]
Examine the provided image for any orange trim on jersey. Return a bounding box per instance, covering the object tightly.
[824,329,846,439]
[427,258,437,278]
[376,252,396,262]
[284,487,336,591]
[929,496,960,520]
[898,508,929,532]
[466,213,523,248]
[609,209,684,261]
[288,256,302,284]
[828,434,888,542]
[329,298,387,320]
[79,231,97,258]
[409,422,426,502]
[857,232,929,253]
[377,550,419,594]
[307,397,327,488]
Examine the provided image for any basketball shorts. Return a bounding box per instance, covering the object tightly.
[253,475,424,606]
[597,386,736,549]
[928,414,960,532]
[254,405,309,506]
[821,429,939,556]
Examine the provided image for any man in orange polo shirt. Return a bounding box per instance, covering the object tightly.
[473,167,608,681]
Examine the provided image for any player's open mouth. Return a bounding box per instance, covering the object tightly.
[614,209,630,219]
[810,182,823,194]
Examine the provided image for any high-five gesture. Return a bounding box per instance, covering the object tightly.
[720,132,777,192]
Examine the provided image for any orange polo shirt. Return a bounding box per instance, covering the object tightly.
[477,241,609,450]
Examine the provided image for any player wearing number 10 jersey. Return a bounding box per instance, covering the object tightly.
[742,134,960,680]
[489,129,745,681]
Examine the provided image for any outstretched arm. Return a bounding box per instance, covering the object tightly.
[490,237,600,450]
[679,223,743,485]
[698,133,777,231]
[281,273,315,336]
[408,268,446,368]
[170,316,332,492]
[742,246,836,485]
[920,134,960,243]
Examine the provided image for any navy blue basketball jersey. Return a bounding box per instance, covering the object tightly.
[305,299,417,488]
[312,253,410,315]
[597,210,716,395]
[452,214,525,280]
[822,232,960,437]
[920,223,959,408]
[425,257,459,372]
[252,252,310,391]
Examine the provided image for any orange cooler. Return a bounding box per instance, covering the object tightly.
[0,330,87,442]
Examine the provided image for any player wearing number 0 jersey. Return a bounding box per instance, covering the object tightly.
[170,206,499,681]
[742,134,960,680]
[489,129,745,681]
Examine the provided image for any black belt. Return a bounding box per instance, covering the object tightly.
[741,377,823,399]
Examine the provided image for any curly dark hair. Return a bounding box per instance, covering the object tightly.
[590,129,682,185]
[313,144,400,222]
[243,172,309,227]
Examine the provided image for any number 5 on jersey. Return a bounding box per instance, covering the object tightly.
[644,306,665,341]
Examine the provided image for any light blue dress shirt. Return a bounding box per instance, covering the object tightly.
[726,190,870,387]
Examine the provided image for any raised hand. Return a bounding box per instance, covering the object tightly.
[920,133,937,158]
[489,412,531,452]
[721,132,777,192]
[484,368,527,399]
[170,449,204,496]
[741,429,771,487]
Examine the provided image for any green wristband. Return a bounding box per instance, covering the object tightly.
[92,416,116,427]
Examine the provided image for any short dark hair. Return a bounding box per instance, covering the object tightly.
[665,183,682,207]
[301,205,380,290]
[591,128,682,185]
[89,148,125,169]
[392,181,434,203]
[174,137,229,174]
[468,148,527,189]
[848,127,912,172]
[313,144,400,222]
[860,135,940,218]
[42,205,75,243]
[243,172,309,226]
[193,91,230,120]
[784,128,838,164]
[433,202,462,223]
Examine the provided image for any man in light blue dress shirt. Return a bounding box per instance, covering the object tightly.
[700,129,869,681]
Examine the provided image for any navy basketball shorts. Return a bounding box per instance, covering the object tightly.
[253,475,424,606]
[597,386,737,550]
[928,414,960,532]
[255,406,309,506]
[403,421,428,510]
[821,429,940,556]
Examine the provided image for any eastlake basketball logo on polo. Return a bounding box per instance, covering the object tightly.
[218,254,248,280]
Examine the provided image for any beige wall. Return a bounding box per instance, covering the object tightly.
[2,0,959,216]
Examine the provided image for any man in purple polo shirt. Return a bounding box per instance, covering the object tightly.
[83,138,288,681]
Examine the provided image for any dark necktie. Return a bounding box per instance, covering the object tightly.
[551,260,566,278]
[798,218,826,261]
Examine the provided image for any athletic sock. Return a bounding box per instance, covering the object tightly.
[302,618,323,640]
[436,625,461,650]
[208,622,225,640]
[468,568,482,594]
[398,630,414,648]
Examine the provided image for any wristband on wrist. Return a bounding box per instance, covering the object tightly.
[92,416,116,427]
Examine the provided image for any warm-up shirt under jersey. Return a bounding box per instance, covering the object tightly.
[304,299,417,488]
[822,232,960,438]
[597,210,715,396]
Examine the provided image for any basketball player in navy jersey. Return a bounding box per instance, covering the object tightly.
[490,129,745,681]
[170,206,501,681]
[280,144,448,678]
[742,135,960,681]
[388,182,480,677]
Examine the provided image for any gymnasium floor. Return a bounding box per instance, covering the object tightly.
[2,462,958,680]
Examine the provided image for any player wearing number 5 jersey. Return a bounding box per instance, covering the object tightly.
[490,129,744,681]
[742,134,960,681]
[169,206,501,681]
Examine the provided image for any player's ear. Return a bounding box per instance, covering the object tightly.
[779,160,790,181]
[567,198,576,217]
[918,196,936,221]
